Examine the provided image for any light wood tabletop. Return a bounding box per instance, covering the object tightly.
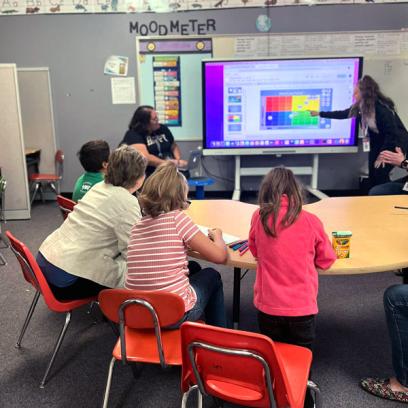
[186,195,408,275]
[25,148,41,156]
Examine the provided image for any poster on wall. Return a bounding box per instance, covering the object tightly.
[153,56,181,126]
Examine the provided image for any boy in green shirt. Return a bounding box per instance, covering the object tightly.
[72,140,110,201]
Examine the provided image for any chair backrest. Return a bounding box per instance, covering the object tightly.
[99,288,185,366]
[181,322,307,408]
[55,150,64,178]
[56,195,76,220]
[99,288,185,329]
[6,230,62,311]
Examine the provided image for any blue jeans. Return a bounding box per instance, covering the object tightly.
[369,182,406,196]
[384,285,408,386]
[182,267,226,328]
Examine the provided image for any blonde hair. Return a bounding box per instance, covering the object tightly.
[105,145,147,189]
[139,162,188,217]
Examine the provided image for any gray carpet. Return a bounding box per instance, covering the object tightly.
[0,201,403,407]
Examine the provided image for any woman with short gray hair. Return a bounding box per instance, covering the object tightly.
[37,145,147,300]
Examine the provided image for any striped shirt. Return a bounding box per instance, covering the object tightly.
[125,210,200,311]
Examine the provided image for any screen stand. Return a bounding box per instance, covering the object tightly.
[232,154,328,201]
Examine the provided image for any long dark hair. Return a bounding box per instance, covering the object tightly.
[350,75,395,118]
[258,167,303,237]
[128,105,154,134]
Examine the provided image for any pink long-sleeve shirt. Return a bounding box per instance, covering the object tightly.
[248,197,336,317]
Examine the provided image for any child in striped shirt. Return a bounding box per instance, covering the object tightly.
[125,162,228,327]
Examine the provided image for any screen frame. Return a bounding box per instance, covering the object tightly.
[202,56,363,156]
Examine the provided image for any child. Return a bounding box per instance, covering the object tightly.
[72,140,110,201]
[248,167,336,350]
[125,162,228,327]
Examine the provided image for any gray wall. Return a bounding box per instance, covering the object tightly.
[0,4,407,193]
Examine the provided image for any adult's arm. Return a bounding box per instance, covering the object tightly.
[115,199,142,260]
[171,142,188,168]
[318,107,352,120]
[130,143,166,168]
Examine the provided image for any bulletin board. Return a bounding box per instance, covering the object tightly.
[136,37,212,142]
[137,31,408,143]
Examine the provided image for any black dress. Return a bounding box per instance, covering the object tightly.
[320,101,408,187]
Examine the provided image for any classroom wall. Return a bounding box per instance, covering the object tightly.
[0,5,407,193]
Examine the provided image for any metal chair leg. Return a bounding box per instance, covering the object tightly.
[307,380,322,408]
[39,184,45,203]
[40,311,72,388]
[0,251,6,266]
[49,182,57,195]
[197,387,203,408]
[30,183,40,205]
[181,385,198,408]
[102,357,116,408]
[15,290,40,348]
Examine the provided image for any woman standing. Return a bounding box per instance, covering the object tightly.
[120,105,188,177]
[311,75,408,188]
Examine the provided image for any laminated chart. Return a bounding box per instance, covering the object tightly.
[153,56,181,126]
[260,89,332,130]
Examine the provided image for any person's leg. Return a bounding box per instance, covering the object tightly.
[285,315,317,351]
[185,267,226,327]
[257,311,288,343]
[369,182,405,196]
[49,277,108,300]
[384,284,408,387]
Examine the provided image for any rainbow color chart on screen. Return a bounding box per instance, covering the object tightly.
[260,89,332,130]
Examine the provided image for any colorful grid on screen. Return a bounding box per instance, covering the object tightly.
[260,89,332,130]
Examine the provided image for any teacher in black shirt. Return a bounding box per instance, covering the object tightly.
[120,105,188,176]
[310,75,408,189]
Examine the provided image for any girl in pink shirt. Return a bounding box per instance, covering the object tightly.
[126,162,228,327]
[248,168,336,350]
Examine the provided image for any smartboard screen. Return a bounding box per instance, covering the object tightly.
[202,57,363,155]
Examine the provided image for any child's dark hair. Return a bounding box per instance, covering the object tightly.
[77,140,110,172]
[258,167,303,237]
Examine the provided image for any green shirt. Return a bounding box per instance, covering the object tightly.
[72,172,104,202]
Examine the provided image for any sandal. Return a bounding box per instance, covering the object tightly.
[360,378,408,403]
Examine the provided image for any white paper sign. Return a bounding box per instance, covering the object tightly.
[111,77,136,104]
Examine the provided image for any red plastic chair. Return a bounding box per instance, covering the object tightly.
[56,195,76,220]
[98,288,185,408]
[180,321,321,408]
[30,149,64,205]
[6,230,97,388]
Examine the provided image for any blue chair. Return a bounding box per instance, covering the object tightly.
[185,149,214,199]
[188,177,214,199]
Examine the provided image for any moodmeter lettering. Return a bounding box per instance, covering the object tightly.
[129,19,216,36]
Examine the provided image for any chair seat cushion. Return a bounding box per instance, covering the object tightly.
[112,327,181,366]
[206,379,263,402]
[30,174,60,182]
[47,296,98,313]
